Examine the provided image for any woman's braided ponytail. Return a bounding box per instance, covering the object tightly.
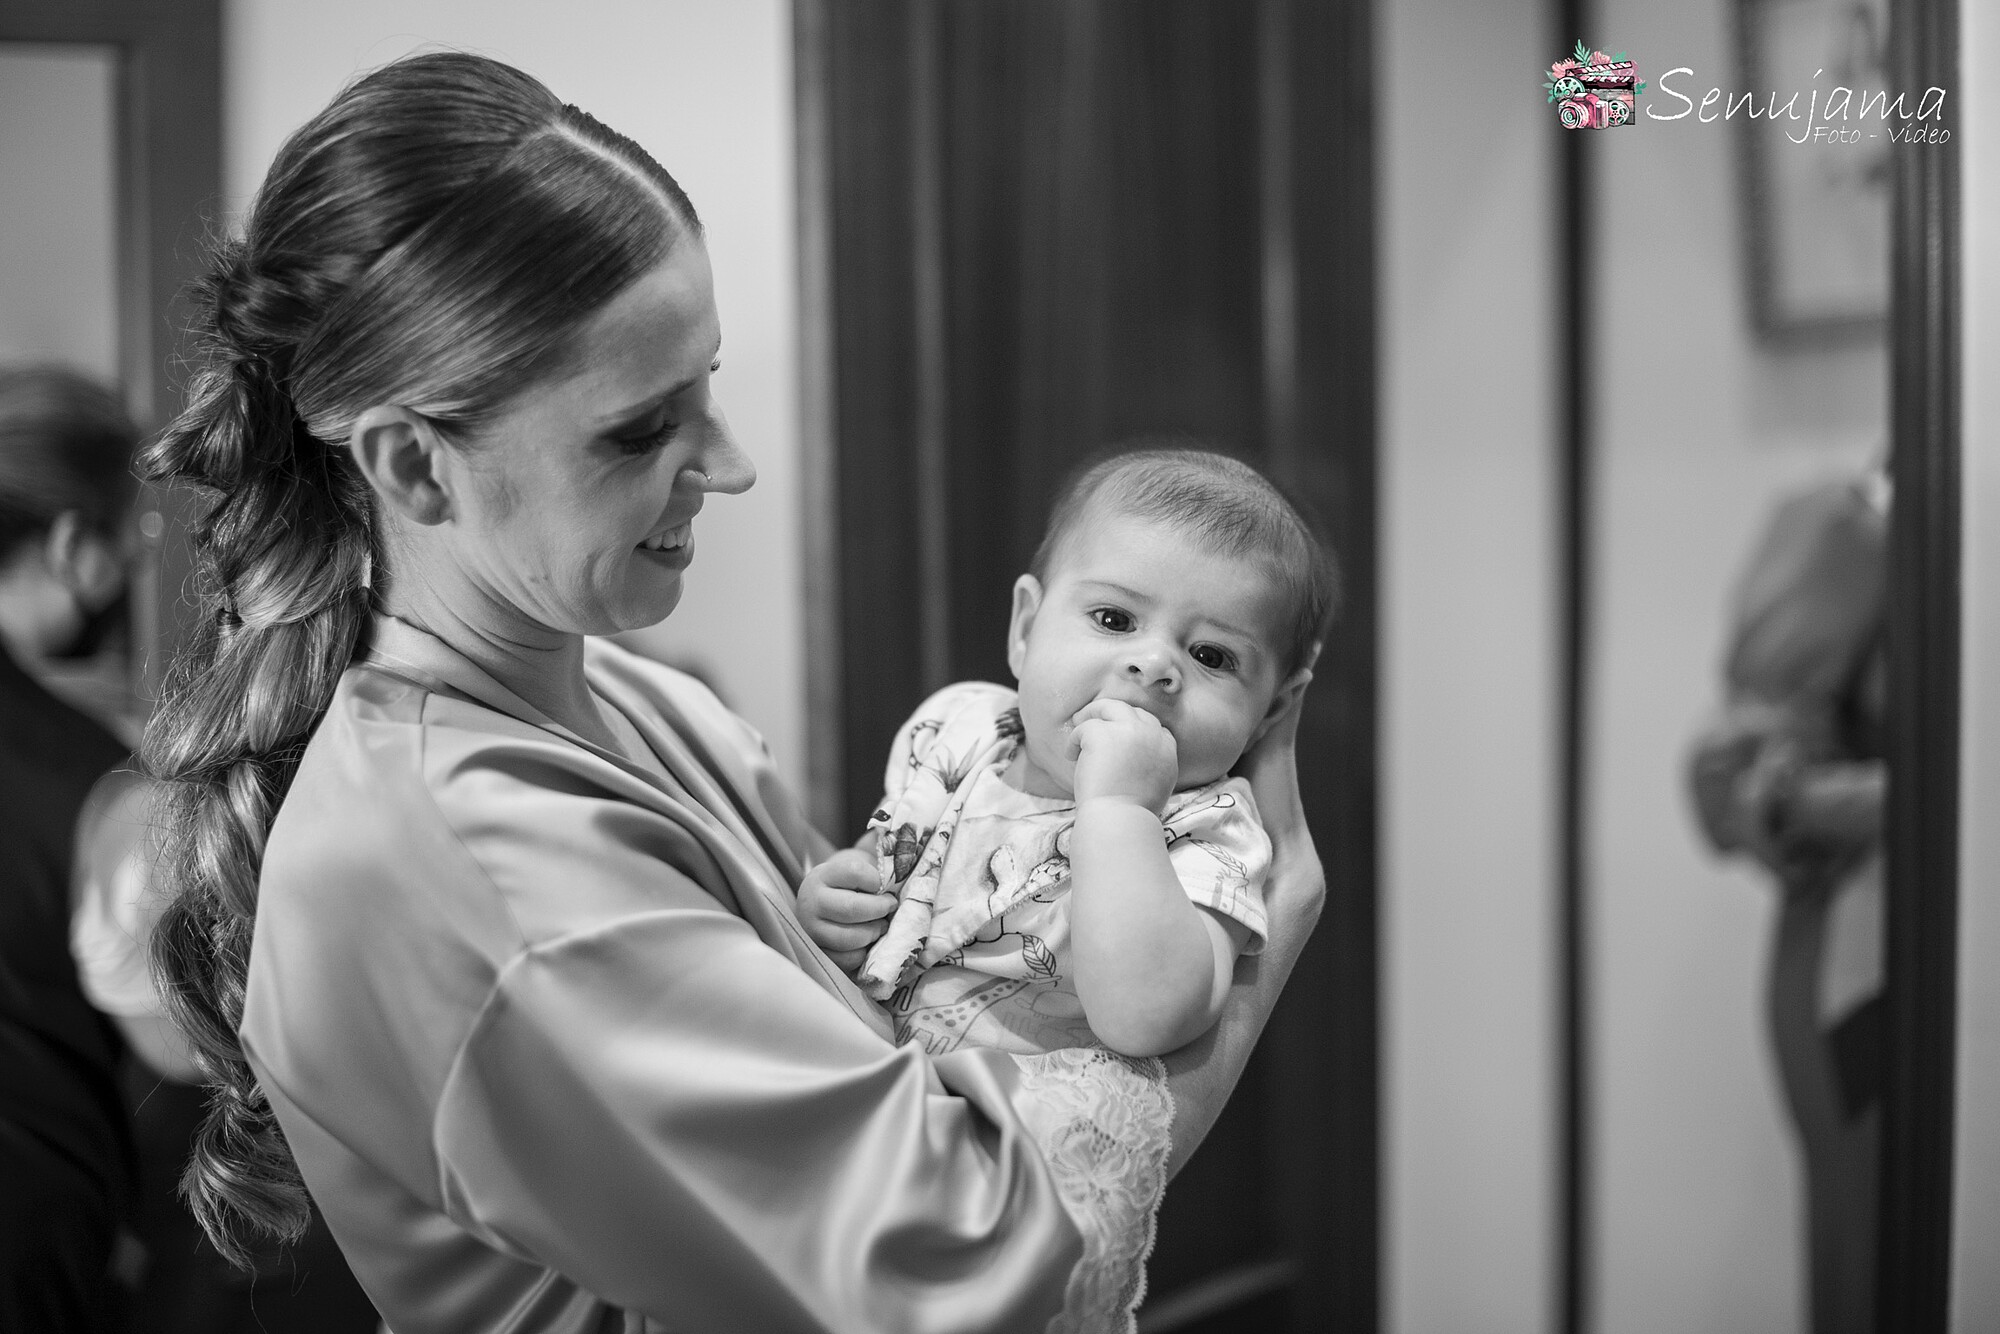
[142,239,377,1260]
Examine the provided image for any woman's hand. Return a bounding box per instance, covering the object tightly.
[796,849,895,972]
[1237,664,1326,929]
[1160,662,1325,1177]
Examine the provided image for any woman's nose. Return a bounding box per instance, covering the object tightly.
[693,404,756,495]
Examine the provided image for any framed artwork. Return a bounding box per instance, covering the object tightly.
[1736,0,1892,343]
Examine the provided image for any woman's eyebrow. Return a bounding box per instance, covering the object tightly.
[593,340,722,428]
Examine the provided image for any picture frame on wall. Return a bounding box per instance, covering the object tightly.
[1736,0,1892,344]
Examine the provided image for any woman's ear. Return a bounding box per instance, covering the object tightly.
[1006,574,1043,680]
[348,406,452,525]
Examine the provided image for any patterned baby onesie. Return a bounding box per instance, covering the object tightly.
[855,681,1270,1056]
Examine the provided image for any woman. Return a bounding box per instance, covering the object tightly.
[143,53,1322,1333]
[1688,469,1887,1334]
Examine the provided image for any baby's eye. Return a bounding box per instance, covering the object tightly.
[1190,643,1238,672]
[1090,607,1134,633]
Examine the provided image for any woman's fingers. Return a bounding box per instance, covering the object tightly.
[1236,666,1323,928]
[1238,669,1310,846]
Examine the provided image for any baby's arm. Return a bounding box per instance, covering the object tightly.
[1066,701,1250,1057]
[797,831,892,972]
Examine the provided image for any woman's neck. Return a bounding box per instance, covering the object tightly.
[381,576,617,751]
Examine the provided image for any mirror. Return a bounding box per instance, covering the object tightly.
[0,42,139,734]
[1564,0,1954,1330]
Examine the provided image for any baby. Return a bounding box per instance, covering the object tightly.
[799,448,1336,1059]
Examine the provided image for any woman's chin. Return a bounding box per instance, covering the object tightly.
[623,581,684,631]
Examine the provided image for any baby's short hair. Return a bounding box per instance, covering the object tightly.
[1030,446,1339,673]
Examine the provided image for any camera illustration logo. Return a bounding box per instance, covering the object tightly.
[1545,40,1646,129]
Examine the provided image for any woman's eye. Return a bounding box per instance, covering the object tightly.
[1191,644,1237,672]
[1091,608,1134,633]
[616,420,679,457]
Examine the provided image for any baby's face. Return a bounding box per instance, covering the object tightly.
[1006,510,1293,797]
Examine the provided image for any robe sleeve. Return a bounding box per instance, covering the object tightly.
[431,780,1170,1333]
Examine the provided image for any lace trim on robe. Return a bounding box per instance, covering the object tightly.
[1011,1049,1174,1333]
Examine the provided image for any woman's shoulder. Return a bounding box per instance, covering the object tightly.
[264,661,535,943]
[269,658,694,950]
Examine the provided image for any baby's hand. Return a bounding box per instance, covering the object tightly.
[797,849,895,973]
[1067,698,1178,815]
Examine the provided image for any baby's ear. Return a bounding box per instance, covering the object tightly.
[1006,575,1043,680]
[1250,659,1316,747]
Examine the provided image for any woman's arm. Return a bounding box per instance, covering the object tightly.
[1161,679,1325,1176]
[436,901,1091,1334]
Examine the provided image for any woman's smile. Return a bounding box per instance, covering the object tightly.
[636,522,694,567]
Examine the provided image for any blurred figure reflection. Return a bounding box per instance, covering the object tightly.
[1688,466,1888,1334]
[0,366,143,1332]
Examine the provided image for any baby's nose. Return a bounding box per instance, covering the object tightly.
[1121,646,1181,690]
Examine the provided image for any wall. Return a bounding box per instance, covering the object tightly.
[1952,2,1997,1326]
[224,0,805,792]
[1379,0,1559,1329]
[0,44,118,382]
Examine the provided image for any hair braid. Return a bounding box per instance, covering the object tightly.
[142,259,375,1264]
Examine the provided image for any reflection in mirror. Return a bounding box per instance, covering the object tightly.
[0,41,143,741]
[1586,3,1891,1332]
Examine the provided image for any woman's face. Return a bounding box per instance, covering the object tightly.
[445,239,752,637]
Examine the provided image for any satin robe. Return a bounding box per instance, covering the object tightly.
[241,618,1103,1334]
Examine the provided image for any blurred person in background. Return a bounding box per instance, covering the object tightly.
[0,364,143,1332]
[0,365,375,1332]
[70,768,380,1333]
[1688,465,1888,1334]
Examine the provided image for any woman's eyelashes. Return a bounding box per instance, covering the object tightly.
[611,361,717,457]
[615,418,680,456]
